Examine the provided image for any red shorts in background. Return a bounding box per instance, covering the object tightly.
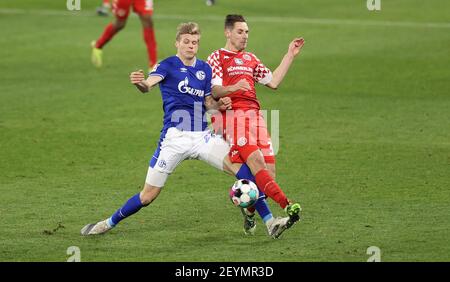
[113,0,153,20]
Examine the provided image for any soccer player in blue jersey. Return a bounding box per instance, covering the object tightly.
[81,22,291,238]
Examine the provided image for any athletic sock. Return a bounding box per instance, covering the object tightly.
[255,169,289,209]
[95,23,117,49]
[143,26,157,67]
[109,193,144,226]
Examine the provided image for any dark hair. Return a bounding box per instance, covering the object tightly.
[225,14,246,30]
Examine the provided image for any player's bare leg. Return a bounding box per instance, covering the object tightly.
[139,183,161,205]
[266,163,276,179]
[139,14,158,70]
[112,18,127,32]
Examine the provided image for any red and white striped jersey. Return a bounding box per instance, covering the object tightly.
[207,48,272,110]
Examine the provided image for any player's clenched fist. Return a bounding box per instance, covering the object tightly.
[130,69,146,84]
[218,97,232,111]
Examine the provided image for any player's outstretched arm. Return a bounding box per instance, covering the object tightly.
[211,79,251,99]
[266,38,305,90]
[129,70,163,93]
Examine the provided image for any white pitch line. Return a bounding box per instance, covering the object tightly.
[0,8,449,29]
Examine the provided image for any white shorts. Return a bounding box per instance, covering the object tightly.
[145,127,230,187]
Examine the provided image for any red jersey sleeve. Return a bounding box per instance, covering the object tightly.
[207,50,223,86]
[251,54,273,85]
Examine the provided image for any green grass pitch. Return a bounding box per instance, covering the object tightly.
[0,0,449,261]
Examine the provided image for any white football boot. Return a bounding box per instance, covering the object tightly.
[80,219,112,236]
[266,217,290,239]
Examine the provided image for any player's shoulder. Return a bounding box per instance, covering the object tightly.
[150,56,179,76]
[209,49,221,56]
[196,59,212,73]
[244,51,260,62]
[207,49,222,60]
[196,58,210,68]
[159,56,178,66]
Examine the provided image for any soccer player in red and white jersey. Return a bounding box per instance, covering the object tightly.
[207,15,305,226]
[91,0,157,69]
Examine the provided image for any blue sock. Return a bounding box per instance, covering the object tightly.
[109,193,144,226]
[236,164,273,223]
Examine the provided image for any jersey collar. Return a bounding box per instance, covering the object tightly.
[220,48,244,55]
[175,55,197,67]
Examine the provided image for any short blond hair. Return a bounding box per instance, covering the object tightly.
[176,22,201,41]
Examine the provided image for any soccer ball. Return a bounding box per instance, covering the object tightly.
[229,179,260,208]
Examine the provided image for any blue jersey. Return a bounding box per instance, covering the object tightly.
[149,56,212,132]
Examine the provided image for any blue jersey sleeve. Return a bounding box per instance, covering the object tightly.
[149,60,169,79]
[204,64,212,97]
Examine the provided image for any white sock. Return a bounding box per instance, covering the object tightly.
[265,217,274,228]
[106,217,115,228]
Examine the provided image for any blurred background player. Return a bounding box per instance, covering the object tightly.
[207,14,305,229]
[91,0,157,70]
[206,0,216,6]
[96,0,111,16]
[81,22,290,238]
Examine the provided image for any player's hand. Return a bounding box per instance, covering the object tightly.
[288,38,305,57]
[130,69,146,84]
[218,97,232,110]
[231,79,251,92]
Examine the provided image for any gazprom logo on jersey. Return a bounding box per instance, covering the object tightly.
[178,77,205,97]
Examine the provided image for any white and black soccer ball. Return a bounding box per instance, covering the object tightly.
[229,179,259,208]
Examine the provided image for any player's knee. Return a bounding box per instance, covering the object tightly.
[146,19,154,28]
[140,196,153,206]
[114,20,127,30]
[267,164,276,179]
[237,144,259,162]
[140,15,153,28]
[140,193,156,206]
[140,185,161,206]
[246,150,267,172]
